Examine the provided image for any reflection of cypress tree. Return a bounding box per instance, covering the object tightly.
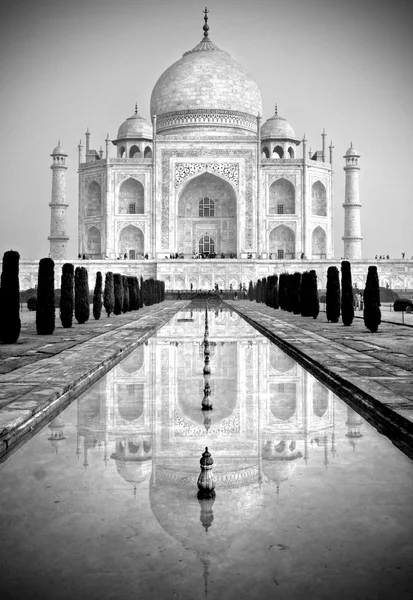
[309,270,320,319]
[36,258,55,335]
[60,262,74,328]
[103,272,115,317]
[292,272,302,314]
[341,261,354,326]
[0,250,21,343]
[326,266,340,323]
[122,276,130,312]
[113,273,123,315]
[363,266,381,333]
[92,271,103,320]
[74,266,90,324]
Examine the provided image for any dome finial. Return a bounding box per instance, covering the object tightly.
[274,103,278,116]
[135,102,138,115]
[203,7,210,38]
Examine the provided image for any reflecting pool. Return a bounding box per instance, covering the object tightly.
[1,307,413,599]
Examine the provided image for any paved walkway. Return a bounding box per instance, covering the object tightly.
[227,300,413,458]
[0,301,189,460]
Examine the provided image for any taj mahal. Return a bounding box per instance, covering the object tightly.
[19,9,413,292]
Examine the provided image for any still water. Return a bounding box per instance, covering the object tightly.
[1,307,413,600]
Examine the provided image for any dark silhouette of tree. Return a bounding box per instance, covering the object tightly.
[93,271,103,320]
[74,266,90,324]
[309,270,320,319]
[0,250,21,343]
[122,276,130,312]
[341,261,354,326]
[60,262,74,328]
[103,272,115,317]
[256,279,262,303]
[291,272,302,314]
[363,266,381,333]
[326,266,340,323]
[36,258,55,335]
[113,274,123,315]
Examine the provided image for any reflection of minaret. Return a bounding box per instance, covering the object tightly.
[201,556,210,598]
[345,406,363,450]
[47,414,66,454]
[198,496,215,533]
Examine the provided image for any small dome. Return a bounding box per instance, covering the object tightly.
[261,112,296,140]
[345,143,359,156]
[117,109,153,141]
[51,142,67,156]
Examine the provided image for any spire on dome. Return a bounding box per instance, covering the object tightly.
[203,7,210,39]
[135,102,138,115]
[274,103,278,116]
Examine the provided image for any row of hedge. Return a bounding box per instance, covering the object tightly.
[248,262,381,333]
[0,253,165,343]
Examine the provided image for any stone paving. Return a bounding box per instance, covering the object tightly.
[227,300,413,458]
[0,301,190,460]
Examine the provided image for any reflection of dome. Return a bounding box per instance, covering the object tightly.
[117,108,152,140]
[262,459,298,487]
[261,112,296,140]
[150,29,262,134]
[114,459,152,487]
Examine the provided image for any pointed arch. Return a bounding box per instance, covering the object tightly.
[119,146,126,158]
[269,345,295,373]
[262,146,269,159]
[313,382,329,418]
[129,145,140,158]
[270,382,297,421]
[269,225,295,259]
[87,226,101,257]
[119,224,144,258]
[116,383,144,421]
[273,145,284,158]
[86,181,101,216]
[288,146,295,158]
[269,178,295,214]
[144,146,152,158]
[312,226,327,259]
[118,178,144,214]
[312,181,327,216]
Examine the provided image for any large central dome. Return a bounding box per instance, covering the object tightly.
[150,31,262,135]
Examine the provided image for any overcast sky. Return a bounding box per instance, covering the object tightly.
[0,0,412,260]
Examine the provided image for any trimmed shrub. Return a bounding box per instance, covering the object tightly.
[36,258,55,335]
[113,274,123,315]
[326,266,340,323]
[393,298,413,312]
[261,278,267,305]
[103,272,115,317]
[300,271,311,317]
[122,276,130,313]
[74,266,90,324]
[341,261,354,326]
[93,271,103,320]
[60,263,74,328]
[0,250,21,343]
[309,270,320,319]
[363,266,381,333]
[291,272,302,314]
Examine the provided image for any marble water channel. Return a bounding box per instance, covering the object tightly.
[1,306,413,599]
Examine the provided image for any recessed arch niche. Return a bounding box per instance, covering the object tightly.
[312,181,327,216]
[269,225,295,258]
[177,171,237,256]
[116,383,144,421]
[119,225,144,258]
[269,178,295,214]
[87,226,101,257]
[312,226,327,259]
[118,178,144,214]
[86,181,101,216]
[313,382,329,417]
[269,345,295,373]
[270,382,297,421]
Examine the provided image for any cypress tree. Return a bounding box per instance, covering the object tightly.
[256,279,262,303]
[248,281,253,301]
[138,276,144,308]
[122,276,130,312]
[341,261,354,326]
[103,272,115,317]
[309,270,320,319]
[278,274,285,310]
[60,262,74,328]
[0,250,21,343]
[292,272,302,314]
[363,266,381,333]
[36,257,55,335]
[300,271,311,317]
[74,266,90,324]
[272,275,279,309]
[261,278,267,305]
[93,271,103,320]
[128,277,136,311]
[113,273,123,315]
[326,266,340,323]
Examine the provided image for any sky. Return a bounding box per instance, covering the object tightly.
[0,0,412,260]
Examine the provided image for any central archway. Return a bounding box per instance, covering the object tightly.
[177,172,237,256]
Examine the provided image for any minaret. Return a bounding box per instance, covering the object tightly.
[48,142,69,259]
[342,143,362,259]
